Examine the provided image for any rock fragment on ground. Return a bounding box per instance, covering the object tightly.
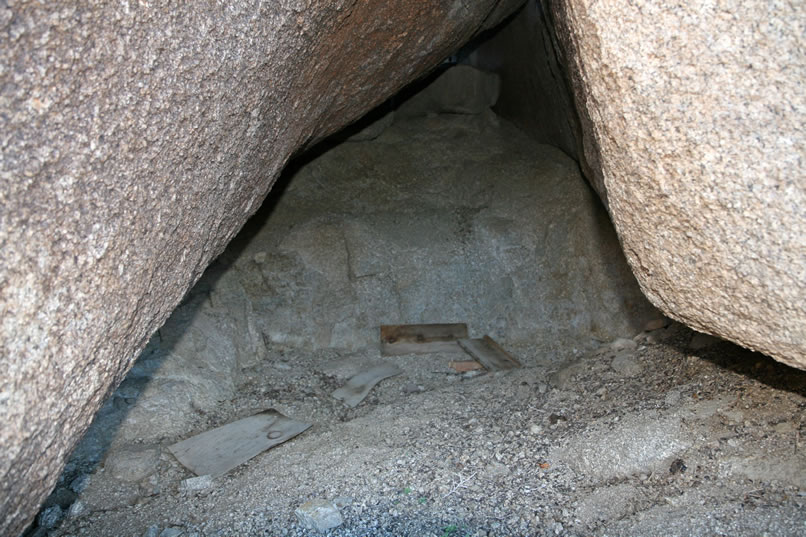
[550,413,692,480]
[295,499,344,533]
[103,445,161,482]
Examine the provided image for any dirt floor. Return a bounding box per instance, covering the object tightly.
[29,89,806,537]
[46,321,806,536]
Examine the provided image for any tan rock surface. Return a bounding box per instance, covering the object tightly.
[0,1,522,534]
[548,0,806,368]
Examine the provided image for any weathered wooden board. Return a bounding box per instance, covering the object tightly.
[380,323,469,355]
[332,363,402,407]
[448,360,484,372]
[168,410,311,476]
[457,336,521,371]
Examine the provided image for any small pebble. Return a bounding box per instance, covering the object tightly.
[142,525,160,537]
[37,505,63,529]
[295,499,343,532]
[180,474,213,492]
[70,474,91,493]
[67,500,86,517]
[609,338,638,352]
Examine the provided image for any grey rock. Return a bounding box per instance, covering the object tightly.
[142,525,161,537]
[295,499,344,533]
[548,0,806,369]
[550,413,692,481]
[249,114,656,354]
[69,474,90,494]
[43,486,76,509]
[103,445,161,483]
[37,505,63,529]
[0,0,523,532]
[67,500,86,518]
[179,475,213,492]
[611,353,643,377]
[160,528,184,537]
[396,65,501,118]
[609,338,638,353]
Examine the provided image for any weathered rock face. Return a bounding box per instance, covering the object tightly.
[0,1,524,534]
[545,1,806,368]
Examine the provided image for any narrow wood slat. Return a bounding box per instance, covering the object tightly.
[457,336,521,371]
[380,323,469,355]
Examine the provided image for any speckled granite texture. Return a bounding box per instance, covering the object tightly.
[548,0,806,368]
[0,1,523,534]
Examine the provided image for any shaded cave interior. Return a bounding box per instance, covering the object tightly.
[49,1,656,508]
[32,5,806,534]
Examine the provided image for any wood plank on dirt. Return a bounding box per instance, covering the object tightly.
[457,336,521,371]
[380,323,469,355]
[448,360,484,373]
[168,409,311,477]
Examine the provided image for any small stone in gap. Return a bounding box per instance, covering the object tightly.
[669,458,687,474]
[402,382,424,394]
[548,414,567,425]
[609,338,638,352]
[295,499,343,532]
[159,527,184,537]
[142,525,160,537]
[70,474,90,493]
[180,474,213,492]
[37,505,63,529]
[67,500,86,517]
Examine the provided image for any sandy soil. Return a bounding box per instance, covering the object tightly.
[48,321,806,537]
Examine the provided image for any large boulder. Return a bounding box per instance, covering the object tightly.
[546,1,806,368]
[0,1,523,534]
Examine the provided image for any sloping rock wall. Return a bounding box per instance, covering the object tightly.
[0,1,524,534]
[545,0,806,368]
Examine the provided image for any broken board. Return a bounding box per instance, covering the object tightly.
[457,336,521,371]
[168,409,311,477]
[332,363,402,408]
[448,360,484,373]
[380,323,469,355]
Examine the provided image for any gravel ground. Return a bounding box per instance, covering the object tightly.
[27,109,806,537]
[46,322,806,536]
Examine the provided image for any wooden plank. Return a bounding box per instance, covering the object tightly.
[168,410,311,477]
[457,336,521,371]
[448,360,484,373]
[380,323,469,355]
[332,363,402,407]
